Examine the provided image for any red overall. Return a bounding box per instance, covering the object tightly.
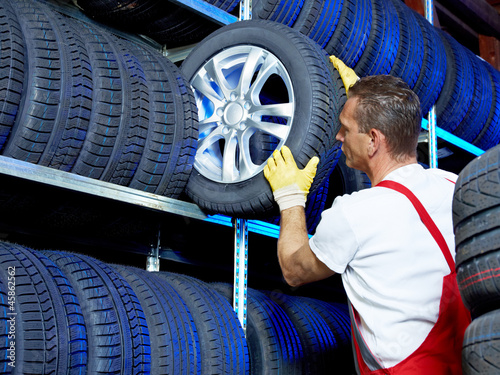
[351,180,471,375]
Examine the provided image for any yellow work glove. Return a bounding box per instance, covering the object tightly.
[330,55,359,95]
[264,146,319,211]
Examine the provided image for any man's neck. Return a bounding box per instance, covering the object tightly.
[367,157,418,186]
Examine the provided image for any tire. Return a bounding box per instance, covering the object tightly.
[181,19,345,218]
[462,309,500,374]
[266,290,341,374]
[324,0,372,68]
[292,0,342,49]
[388,0,424,90]
[125,42,199,198]
[43,251,151,374]
[111,265,201,374]
[453,144,500,316]
[75,0,163,30]
[435,31,475,135]
[411,10,447,116]
[354,0,399,77]
[473,63,500,150]
[211,283,303,375]
[0,1,24,153]
[0,243,87,375]
[452,49,493,144]
[252,0,304,26]
[296,297,355,373]
[140,4,220,48]
[2,0,92,170]
[154,273,249,374]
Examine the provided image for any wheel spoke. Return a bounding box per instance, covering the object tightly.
[247,54,280,99]
[191,74,225,108]
[238,130,259,179]
[197,126,223,156]
[250,102,294,118]
[247,117,290,141]
[204,57,233,100]
[236,47,264,97]
[222,130,238,181]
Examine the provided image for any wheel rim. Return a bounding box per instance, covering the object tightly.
[190,45,294,183]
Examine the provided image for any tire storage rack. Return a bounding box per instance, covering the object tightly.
[0,0,499,374]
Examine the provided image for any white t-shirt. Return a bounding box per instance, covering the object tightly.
[309,164,457,368]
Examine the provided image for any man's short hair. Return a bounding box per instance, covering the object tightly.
[348,75,422,160]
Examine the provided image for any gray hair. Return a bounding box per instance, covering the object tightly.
[349,75,422,160]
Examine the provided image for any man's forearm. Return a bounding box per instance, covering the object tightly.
[278,206,314,287]
[278,206,335,287]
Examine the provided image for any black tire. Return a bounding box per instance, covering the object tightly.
[211,283,303,375]
[354,0,399,77]
[2,0,93,169]
[181,19,345,218]
[473,63,500,150]
[0,1,24,153]
[452,49,493,144]
[324,0,372,68]
[0,243,88,375]
[411,10,447,116]
[462,309,500,374]
[266,290,340,374]
[388,0,424,90]
[75,0,163,30]
[435,31,475,135]
[69,20,127,180]
[252,0,304,27]
[141,4,220,49]
[453,144,500,316]
[292,0,342,49]
[111,265,201,374]
[126,42,198,198]
[296,297,355,373]
[154,273,249,374]
[42,251,151,374]
[96,33,150,186]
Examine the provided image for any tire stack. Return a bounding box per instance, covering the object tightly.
[74,0,241,47]
[252,0,500,151]
[0,241,354,374]
[453,144,500,373]
[0,0,198,200]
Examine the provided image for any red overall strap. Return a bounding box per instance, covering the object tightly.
[377,180,455,273]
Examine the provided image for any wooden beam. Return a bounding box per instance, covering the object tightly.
[479,34,500,70]
[436,0,500,39]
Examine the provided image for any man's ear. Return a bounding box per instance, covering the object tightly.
[367,128,385,157]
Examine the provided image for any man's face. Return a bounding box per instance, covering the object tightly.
[336,97,371,171]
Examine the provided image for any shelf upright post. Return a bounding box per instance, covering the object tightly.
[147,226,161,272]
[425,0,438,168]
[232,0,252,335]
[233,217,249,333]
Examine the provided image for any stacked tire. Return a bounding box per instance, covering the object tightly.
[0,0,198,199]
[453,144,500,373]
[0,242,353,374]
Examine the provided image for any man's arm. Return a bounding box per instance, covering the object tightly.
[278,206,335,287]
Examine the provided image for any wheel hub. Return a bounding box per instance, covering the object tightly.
[223,101,245,126]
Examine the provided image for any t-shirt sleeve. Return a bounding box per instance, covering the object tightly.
[309,196,359,274]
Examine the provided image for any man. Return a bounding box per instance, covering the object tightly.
[264,59,470,374]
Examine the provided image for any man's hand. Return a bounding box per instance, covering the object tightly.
[330,55,359,95]
[264,146,319,211]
